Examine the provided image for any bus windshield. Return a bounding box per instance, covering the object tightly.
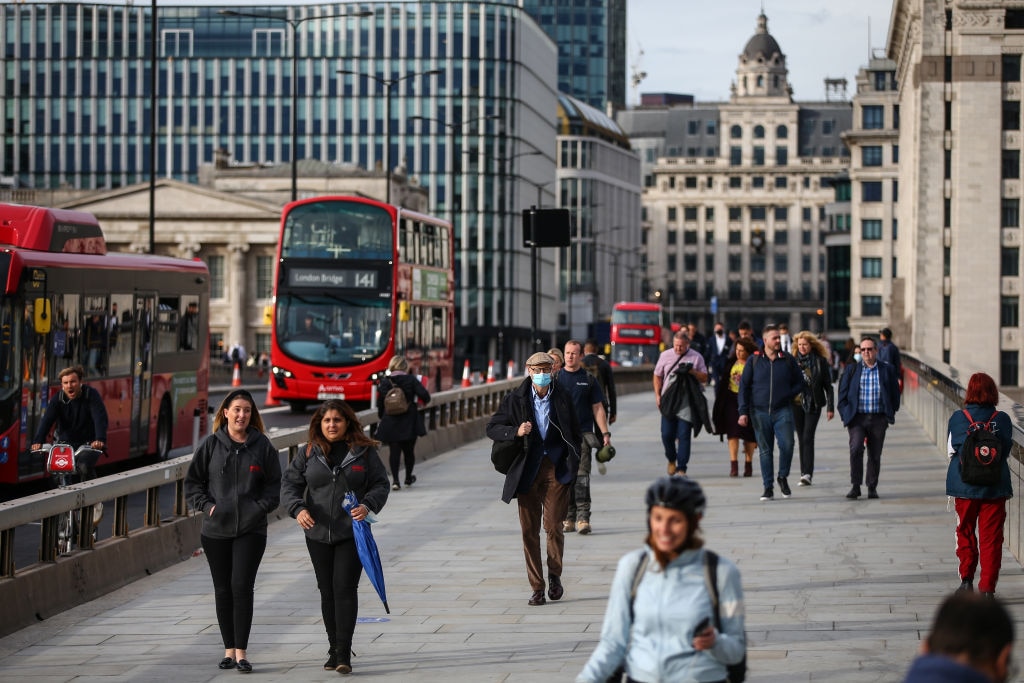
[276,293,391,365]
[611,309,661,326]
[281,201,393,260]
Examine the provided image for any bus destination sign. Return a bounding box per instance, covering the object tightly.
[289,267,379,289]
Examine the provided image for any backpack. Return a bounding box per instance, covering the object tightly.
[704,550,748,683]
[383,380,410,416]
[959,409,1004,487]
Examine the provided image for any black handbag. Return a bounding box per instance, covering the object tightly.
[490,437,525,474]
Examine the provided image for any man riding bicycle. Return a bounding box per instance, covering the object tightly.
[31,365,108,480]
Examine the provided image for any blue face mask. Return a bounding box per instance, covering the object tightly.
[531,372,552,387]
[853,353,862,363]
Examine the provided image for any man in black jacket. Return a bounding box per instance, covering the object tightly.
[486,352,582,607]
[32,365,108,480]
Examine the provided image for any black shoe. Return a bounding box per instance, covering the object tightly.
[981,591,996,599]
[759,487,773,501]
[867,488,879,499]
[528,589,546,606]
[235,659,252,673]
[405,474,416,486]
[218,657,235,670]
[324,649,338,671]
[777,477,792,497]
[336,661,353,675]
[846,486,861,499]
[957,579,974,593]
[548,575,564,601]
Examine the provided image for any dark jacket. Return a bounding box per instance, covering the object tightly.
[582,353,617,421]
[837,361,901,425]
[902,654,993,683]
[486,377,582,504]
[280,440,390,545]
[737,350,804,417]
[679,370,713,437]
[375,372,431,443]
[704,334,733,381]
[794,352,835,413]
[184,426,282,539]
[33,384,108,446]
[945,404,1014,499]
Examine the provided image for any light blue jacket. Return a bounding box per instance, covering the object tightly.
[576,547,746,683]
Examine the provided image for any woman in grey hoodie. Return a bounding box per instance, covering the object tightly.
[185,389,281,674]
[280,399,390,675]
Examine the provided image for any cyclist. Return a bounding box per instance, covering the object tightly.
[31,365,108,481]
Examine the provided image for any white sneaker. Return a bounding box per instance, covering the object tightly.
[799,474,812,486]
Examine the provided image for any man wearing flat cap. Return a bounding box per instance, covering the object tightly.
[487,351,582,607]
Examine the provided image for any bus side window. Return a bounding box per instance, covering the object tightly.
[156,297,180,354]
[107,294,133,376]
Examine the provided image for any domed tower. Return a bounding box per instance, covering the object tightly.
[732,12,792,101]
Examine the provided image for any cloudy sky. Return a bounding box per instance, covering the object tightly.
[627,0,897,103]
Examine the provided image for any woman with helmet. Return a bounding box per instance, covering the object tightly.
[576,477,746,683]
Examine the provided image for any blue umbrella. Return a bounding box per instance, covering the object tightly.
[344,492,390,614]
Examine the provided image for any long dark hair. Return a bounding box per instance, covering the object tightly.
[306,399,378,457]
[213,390,264,434]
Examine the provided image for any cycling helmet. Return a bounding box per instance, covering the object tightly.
[645,476,707,516]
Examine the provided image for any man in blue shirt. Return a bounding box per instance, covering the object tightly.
[837,336,901,499]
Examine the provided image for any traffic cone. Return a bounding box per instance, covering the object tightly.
[461,360,471,387]
[485,360,495,383]
[231,362,242,387]
[507,360,516,380]
[264,377,281,407]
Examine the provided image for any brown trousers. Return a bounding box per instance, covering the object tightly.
[516,458,572,591]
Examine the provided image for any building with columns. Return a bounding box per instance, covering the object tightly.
[617,12,851,335]
[887,0,1024,386]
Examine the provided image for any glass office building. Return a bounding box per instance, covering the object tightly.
[1,1,560,364]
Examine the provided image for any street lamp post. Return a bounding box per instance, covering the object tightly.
[338,69,442,204]
[219,9,371,203]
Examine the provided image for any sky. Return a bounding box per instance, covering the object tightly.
[626,0,897,103]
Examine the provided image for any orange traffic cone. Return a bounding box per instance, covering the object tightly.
[264,377,281,407]
[506,360,516,380]
[461,360,471,387]
[485,360,495,383]
[231,362,242,387]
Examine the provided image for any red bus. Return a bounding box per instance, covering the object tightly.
[609,302,665,366]
[0,203,210,484]
[269,196,454,411]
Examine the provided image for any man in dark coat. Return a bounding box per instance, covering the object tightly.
[486,352,581,607]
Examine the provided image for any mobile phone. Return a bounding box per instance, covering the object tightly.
[693,616,711,637]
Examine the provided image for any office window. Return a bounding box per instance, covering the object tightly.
[667,230,677,245]
[684,207,698,221]
[1005,54,1023,82]
[750,206,766,221]
[861,295,883,316]
[728,254,742,270]
[728,207,742,221]
[1005,100,1021,131]
[685,176,698,188]
[775,229,788,244]
[774,207,788,222]
[774,280,788,300]
[776,146,788,166]
[862,181,883,202]
[822,119,835,134]
[1004,150,1021,179]
[753,146,765,166]
[688,120,700,135]
[1003,247,1020,276]
[776,125,788,139]
[256,255,273,299]
[750,280,766,298]
[862,257,883,278]
[684,230,698,244]
[892,145,899,163]
[1002,351,1019,387]
[802,230,813,245]
[775,254,788,271]
[753,125,765,139]
[707,121,717,135]
[728,230,742,244]
[1002,297,1020,327]
[802,207,812,222]
[752,176,765,188]
[684,254,698,271]
[729,280,742,299]
[668,254,677,271]
[729,176,742,188]
[862,105,884,129]
[730,125,742,139]
[775,176,787,189]
[862,219,883,240]
[730,146,742,166]
[751,255,765,272]
[208,255,225,299]
[668,207,677,222]
[705,207,714,221]
[862,146,883,167]
[705,254,714,271]
[705,230,715,245]
[1003,198,1020,228]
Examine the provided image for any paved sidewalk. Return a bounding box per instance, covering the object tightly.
[0,391,1021,682]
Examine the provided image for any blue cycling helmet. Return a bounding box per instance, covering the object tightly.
[645,476,707,517]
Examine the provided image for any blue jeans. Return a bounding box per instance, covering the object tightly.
[660,415,693,472]
[752,407,795,490]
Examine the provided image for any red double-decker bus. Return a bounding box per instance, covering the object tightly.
[609,302,666,366]
[0,203,210,484]
[268,197,454,411]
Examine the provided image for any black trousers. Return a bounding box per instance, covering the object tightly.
[847,413,889,488]
[305,536,363,660]
[388,439,416,482]
[793,406,822,477]
[201,532,267,651]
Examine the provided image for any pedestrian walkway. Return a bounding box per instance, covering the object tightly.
[0,391,1020,682]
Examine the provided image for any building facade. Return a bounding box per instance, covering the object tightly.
[1,1,565,367]
[520,0,627,111]
[617,13,852,335]
[888,0,1023,385]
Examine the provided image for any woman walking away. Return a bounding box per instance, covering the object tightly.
[185,390,281,674]
[792,331,835,486]
[376,355,431,490]
[281,400,390,674]
[711,337,758,477]
[947,372,1013,597]
[576,477,746,683]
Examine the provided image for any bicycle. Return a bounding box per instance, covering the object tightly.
[34,443,104,555]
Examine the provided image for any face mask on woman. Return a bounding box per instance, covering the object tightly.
[853,352,862,363]
[531,372,552,387]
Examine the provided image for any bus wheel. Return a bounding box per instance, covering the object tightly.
[288,401,308,414]
[156,401,173,460]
